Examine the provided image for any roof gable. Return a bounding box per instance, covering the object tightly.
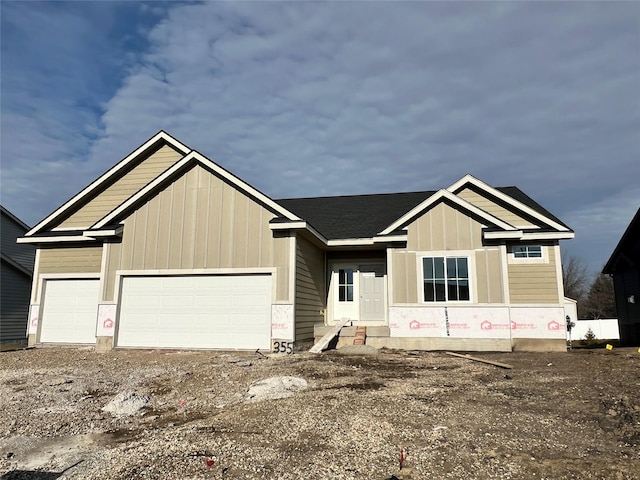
[447,174,571,232]
[91,151,300,230]
[26,131,190,236]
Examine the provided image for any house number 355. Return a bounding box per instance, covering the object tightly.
[272,341,293,354]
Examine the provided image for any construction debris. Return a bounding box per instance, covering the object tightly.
[444,351,513,369]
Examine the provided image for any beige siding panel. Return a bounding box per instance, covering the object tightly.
[295,235,325,342]
[206,184,223,267]
[391,251,419,304]
[105,242,121,302]
[407,203,484,252]
[168,176,185,269]
[58,145,183,229]
[233,193,250,267]
[475,250,489,304]
[273,236,290,302]
[219,184,235,268]
[181,168,199,270]
[457,187,536,228]
[486,249,504,304]
[246,201,262,266]
[38,246,102,274]
[508,247,559,304]
[194,172,210,269]
[108,165,291,301]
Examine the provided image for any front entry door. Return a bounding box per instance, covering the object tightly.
[331,263,385,323]
[359,264,385,321]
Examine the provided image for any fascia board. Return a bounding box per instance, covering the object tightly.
[17,236,95,244]
[25,131,191,237]
[269,222,308,230]
[327,239,375,246]
[82,225,124,238]
[373,235,408,243]
[520,232,575,240]
[447,174,570,232]
[379,189,516,235]
[483,230,524,240]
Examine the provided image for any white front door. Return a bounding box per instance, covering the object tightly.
[330,263,386,324]
[359,264,385,321]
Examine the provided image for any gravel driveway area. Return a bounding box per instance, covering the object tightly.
[1,346,639,479]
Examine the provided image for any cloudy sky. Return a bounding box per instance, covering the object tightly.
[1,1,638,274]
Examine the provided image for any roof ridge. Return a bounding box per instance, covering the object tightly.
[276,189,436,202]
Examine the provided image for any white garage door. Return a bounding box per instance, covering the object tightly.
[117,275,272,349]
[40,279,99,343]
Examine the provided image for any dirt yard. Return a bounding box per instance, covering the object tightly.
[0,345,638,480]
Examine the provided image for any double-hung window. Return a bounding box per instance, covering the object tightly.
[513,245,542,258]
[422,257,470,302]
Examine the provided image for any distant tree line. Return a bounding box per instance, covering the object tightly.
[562,253,616,319]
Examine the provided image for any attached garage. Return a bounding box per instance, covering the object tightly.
[40,279,100,343]
[116,274,272,350]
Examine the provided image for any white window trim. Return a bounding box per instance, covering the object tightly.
[416,250,476,304]
[507,245,548,264]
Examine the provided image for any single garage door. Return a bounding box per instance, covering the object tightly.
[40,279,99,343]
[117,274,272,349]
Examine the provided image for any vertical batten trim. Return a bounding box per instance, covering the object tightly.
[180,173,187,269]
[30,249,41,304]
[500,243,510,304]
[99,243,109,303]
[554,244,564,303]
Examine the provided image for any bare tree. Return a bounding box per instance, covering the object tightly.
[583,273,616,319]
[562,253,590,301]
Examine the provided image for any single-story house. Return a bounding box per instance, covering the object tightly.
[19,131,574,352]
[603,207,640,346]
[1,206,36,347]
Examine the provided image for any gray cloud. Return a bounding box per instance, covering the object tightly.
[1,1,638,273]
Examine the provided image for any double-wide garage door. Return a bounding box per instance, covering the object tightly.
[117,274,272,350]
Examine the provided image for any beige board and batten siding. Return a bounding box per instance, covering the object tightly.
[456,187,536,228]
[294,235,325,342]
[35,246,102,304]
[507,245,559,304]
[103,165,290,302]
[57,145,184,229]
[391,202,503,304]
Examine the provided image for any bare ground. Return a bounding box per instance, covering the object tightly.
[0,346,638,480]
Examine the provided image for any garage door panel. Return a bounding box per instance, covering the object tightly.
[117,275,272,349]
[40,279,99,344]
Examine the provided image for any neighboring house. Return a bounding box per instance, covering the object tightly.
[603,207,640,346]
[1,206,36,346]
[19,131,574,353]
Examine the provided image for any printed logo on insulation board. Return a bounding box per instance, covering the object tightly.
[389,307,447,337]
[28,304,39,334]
[97,304,117,336]
[271,304,294,341]
[510,307,566,338]
[447,308,510,338]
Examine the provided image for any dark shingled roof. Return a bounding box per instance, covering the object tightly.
[276,186,571,240]
[277,191,436,240]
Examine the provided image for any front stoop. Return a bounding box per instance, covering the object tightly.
[313,325,390,349]
[353,327,367,345]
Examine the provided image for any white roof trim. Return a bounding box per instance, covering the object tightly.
[327,238,375,246]
[82,226,124,238]
[17,235,95,244]
[483,230,525,240]
[25,131,191,237]
[447,174,570,232]
[269,221,307,230]
[93,151,300,229]
[373,234,407,243]
[521,231,575,240]
[379,189,517,236]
